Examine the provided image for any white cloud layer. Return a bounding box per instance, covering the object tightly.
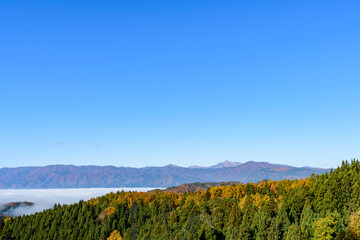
[0,188,156,217]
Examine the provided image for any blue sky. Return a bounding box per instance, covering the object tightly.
[1,0,359,168]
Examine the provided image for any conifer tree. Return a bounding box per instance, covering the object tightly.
[349,181,360,213]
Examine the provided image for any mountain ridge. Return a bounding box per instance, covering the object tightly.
[0,161,328,189]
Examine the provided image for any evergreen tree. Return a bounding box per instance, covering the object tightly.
[349,181,360,213]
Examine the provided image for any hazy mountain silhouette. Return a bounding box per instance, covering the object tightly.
[0,161,327,188]
[189,160,242,169]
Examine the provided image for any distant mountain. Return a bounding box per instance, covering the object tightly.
[209,160,242,168]
[188,165,206,169]
[0,161,328,189]
[189,160,242,169]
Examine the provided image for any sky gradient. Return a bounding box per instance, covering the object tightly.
[1,0,360,168]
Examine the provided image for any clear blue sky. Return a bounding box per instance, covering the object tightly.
[1,0,359,168]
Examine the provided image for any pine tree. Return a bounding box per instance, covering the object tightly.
[349,182,360,213]
[285,223,301,240]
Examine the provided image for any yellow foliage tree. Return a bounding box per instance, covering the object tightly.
[104,207,115,216]
[252,193,263,208]
[313,216,335,240]
[107,230,123,240]
[349,210,360,239]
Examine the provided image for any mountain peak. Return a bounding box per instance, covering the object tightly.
[189,160,242,169]
[210,160,242,169]
[164,164,180,168]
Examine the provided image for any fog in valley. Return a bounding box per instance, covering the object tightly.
[0,188,156,217]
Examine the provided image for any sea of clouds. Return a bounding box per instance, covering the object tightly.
[0,188,157,217]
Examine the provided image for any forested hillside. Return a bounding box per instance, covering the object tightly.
[155,182,241,193]
[1,160,360,240]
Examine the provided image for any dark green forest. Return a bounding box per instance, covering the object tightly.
[1,160,360,240]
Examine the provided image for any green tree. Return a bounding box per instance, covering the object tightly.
[285,223,300,240]
[349,182,360,213]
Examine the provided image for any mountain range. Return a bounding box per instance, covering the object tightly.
[0,161,327,189]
